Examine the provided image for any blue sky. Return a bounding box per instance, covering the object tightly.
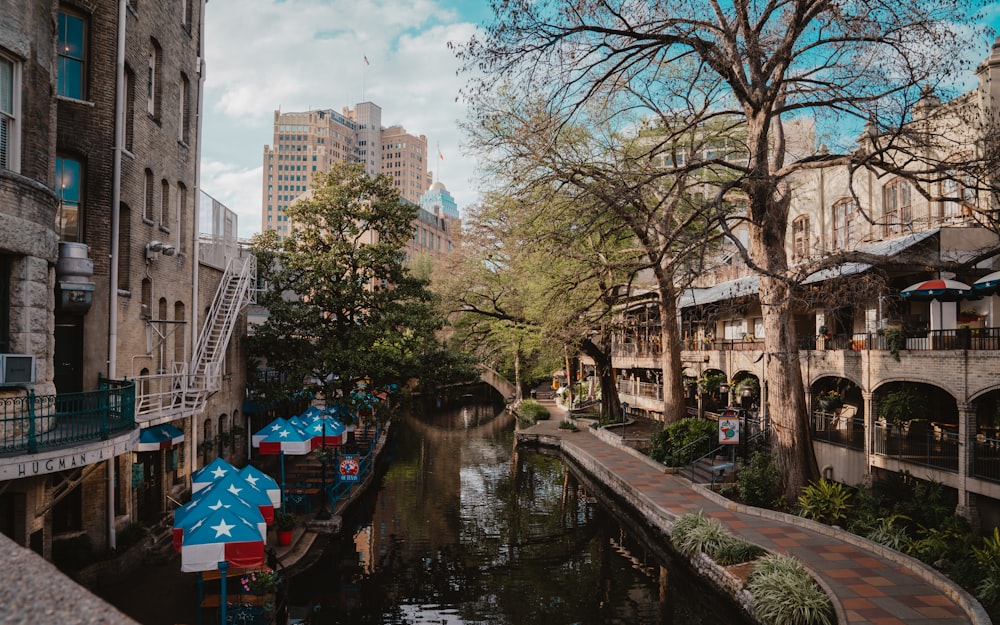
[201,0,488,238]
[201,1,1000,240]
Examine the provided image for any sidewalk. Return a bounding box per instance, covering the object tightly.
[518,400,988,625]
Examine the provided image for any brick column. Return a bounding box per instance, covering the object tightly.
[956,402,979,530]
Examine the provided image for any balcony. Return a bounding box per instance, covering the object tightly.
[0,379,135,477]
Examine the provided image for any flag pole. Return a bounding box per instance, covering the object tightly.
[362,54,368,102]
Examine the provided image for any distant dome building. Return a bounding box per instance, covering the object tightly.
[419,181,460,219]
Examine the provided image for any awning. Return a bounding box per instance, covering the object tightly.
[137,423,185,452]
[679,229,940,309]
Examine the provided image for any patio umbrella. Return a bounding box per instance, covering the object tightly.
[251,417,295,448]
[173,484,266,552]
[900,278,975,302]
[307,416,345,447]
[207,472,276,525]
[239,465,281,509]
[136,423,185,451]
[257,424,314,506]
[180,505,266,572]
[191,457,239,495]
[973,270,1000,295]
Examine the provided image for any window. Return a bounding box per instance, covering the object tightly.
[831,198,856,251]
[177,182,187,252]
[940,170,977,218]
[143,169,154,221]
[181,0,193,29]
[57,10,85,99]
[118,203,131,291]
[0,54,18,171]
[178,73,190,143]
[0,255,9,353]
[55,156,82,241]
[792,215,810,260]
[882,178,912,237]
[124,65,135,151]
[147,39,161,117]
[160,179,170,228]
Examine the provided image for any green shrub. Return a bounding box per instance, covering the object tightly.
[736,451,779,508]
[649,418,716,466]
[747,554,834,625]
[517,399,550,424]
[863,516,911,552]
[558,420,578,431]
[974,528,1000,608]
[797,479,852,525]
[671,512,764,565]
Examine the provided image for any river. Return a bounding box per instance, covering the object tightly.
[287,392,753,625]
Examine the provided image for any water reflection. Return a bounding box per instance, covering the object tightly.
[290,396,750,625]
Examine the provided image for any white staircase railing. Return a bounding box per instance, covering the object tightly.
[186,254,256,409]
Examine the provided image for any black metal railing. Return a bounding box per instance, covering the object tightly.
[872,421,958,472]
[0,379,135,454]
[811,410,865,450]
[973,437,1000,483]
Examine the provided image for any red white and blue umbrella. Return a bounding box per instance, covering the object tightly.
[173,484,266,552]
[900,278,974,302]
[307,416,345,447]
[286,415,311,432]
[180,506,266,573]
[208,472,276,525]
[239,465,281,508]
[191,457,239,494]
[300,405,325,421]
[973,270,1000,295]
[252,417,296,448]
[136,423,185,452]
[258,425,313,455]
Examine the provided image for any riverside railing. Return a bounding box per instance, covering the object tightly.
[0,379,136,454]
[811,410,865,450]
[871,420,959,472]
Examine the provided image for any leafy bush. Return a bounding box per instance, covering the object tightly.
[671,512,764,565]
[747,554,834,625]
[974,528,1000,608]
[517,399,550,424]
[649,418,716,466]
[797,479,852,525]
[558,420,578,431]
[736,451,779,508]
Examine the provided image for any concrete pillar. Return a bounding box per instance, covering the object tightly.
[956,402,980,530]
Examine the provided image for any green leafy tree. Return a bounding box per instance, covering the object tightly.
[457,0,993,499]
[248,162,473,416]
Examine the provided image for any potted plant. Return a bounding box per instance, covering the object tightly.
[877,386,929,437]
[816,390,843,411]
[275,511,297,546]
[240,567,281,595]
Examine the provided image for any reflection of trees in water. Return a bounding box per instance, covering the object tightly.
[292,402,750,625]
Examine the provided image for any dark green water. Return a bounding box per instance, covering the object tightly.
[289,397,753,625]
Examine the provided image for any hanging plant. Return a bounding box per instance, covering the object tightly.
[882,328,904,362]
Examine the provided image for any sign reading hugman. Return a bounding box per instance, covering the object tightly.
[1,440,133,480]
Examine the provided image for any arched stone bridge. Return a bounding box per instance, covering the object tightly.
[479,365,517,400]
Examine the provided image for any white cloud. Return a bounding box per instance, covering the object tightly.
[201,0,483,228]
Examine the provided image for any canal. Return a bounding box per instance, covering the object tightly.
[288,392,753,625]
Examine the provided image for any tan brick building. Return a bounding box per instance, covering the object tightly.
[0,0,252,566]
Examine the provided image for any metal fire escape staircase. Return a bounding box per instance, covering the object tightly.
[186,255,256,412]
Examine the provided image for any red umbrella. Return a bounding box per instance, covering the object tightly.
[900,279,974,302]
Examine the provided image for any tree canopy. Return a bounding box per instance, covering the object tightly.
[248,162,476,417]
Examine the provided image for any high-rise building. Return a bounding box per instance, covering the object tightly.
[261,103,434,239]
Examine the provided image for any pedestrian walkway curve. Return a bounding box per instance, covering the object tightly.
[515,402,990,625]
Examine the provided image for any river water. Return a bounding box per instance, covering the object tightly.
[287,394,753,625]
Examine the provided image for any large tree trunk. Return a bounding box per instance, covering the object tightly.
[746,119,820,500]
[581,336,621,420]
[656,281,687,424]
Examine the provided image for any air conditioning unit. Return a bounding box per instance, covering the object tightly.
[0,354,36,385]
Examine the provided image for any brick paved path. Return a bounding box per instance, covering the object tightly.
[519,401,989,625]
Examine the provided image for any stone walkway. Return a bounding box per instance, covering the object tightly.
[518,400,989,625]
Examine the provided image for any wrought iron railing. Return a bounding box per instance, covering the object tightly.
[871,421,958,472]
[0,379,135,454]
[973,437,1000,483]
[811,410,865,450]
